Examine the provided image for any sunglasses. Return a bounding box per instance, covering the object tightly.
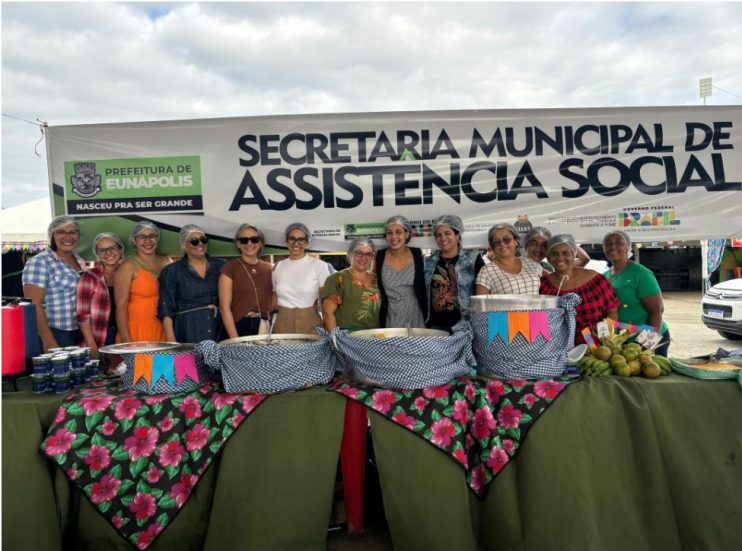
[287,236,308,244]
[238,236,262,245]
[490,236,515,247]
[188,236,209,246]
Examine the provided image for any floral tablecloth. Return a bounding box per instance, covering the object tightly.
[331,376,574,497]
[40,378,267,550]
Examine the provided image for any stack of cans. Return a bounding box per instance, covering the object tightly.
[31,346,94,395]
[30,354,53,394]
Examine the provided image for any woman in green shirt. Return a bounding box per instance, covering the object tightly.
[603,230,670,356]
[321,238,381,331]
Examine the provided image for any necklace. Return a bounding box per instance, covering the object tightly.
[240,257,258,273]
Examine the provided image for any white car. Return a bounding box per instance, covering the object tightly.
[701,278,742,340]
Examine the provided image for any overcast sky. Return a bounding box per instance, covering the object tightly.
[2,1,741,209]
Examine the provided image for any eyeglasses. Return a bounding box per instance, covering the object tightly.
[287,236,308,244]
[188,236,209,246]
[238,236,262,245]
[135,233,158,242]
[95,245,120,256]
[54,230,80,238]
[490,237,515,247]
[352,251,375,260]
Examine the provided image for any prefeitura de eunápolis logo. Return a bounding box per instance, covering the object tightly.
[70,162,102,198]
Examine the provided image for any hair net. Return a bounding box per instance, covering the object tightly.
[524,226,552,247]
[92,232,125,257]
[487,223,520,246]
[433,215,464,236]
[346,237,376,263]
[234,223,266,254]
[128,221,160,246]
[602,230,632,251]
[47,216,81,250]
[385,215,412,244]
[178,224,205,250]
[284,222,311,241]
[547,234,577,256]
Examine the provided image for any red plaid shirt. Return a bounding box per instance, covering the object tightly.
[76,264,113,347]
[540,273,620,345]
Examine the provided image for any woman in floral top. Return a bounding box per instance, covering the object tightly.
[321,238,380,331]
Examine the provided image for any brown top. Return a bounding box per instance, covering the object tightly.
[220,259,273,319]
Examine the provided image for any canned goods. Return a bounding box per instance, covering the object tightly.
[70,367,86,387]
[82,347,91,363]
[47,347,64,354]
[53,375,71,394]
[32,355,53,375]
[51,354,70,376]
[31,373,49,394]
[71,349,86,369]
[86,360,100,379]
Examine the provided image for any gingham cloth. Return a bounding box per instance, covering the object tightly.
[472,293,582,379]
[198,337,337,394]
[22,250,86,330]
[121,349,214,394]
[330,323,476,389]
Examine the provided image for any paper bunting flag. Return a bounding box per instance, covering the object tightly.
[133,354,153,385]
[609,318,655,334]
[151,354,175,386]
[508,312,531,343]
[487,312,509,344]
[174,354,198,384]
[581,327,597,349]
[529,311,551,342]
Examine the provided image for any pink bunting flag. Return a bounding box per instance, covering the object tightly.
[528,311,551,342]
[174,354,198,384]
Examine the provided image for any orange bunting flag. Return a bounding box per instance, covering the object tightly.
[508,311,531,343]
[133,354,153,385]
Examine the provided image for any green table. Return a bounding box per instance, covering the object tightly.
[370,375,742,550]
[2,380,346,550]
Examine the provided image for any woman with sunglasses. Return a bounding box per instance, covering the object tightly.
[115,222,172,343]
[158,225,226,343]
[321,238,380,331]
[22,216,86,350]
[76,232,125,360]
[375,215,427,328]
[219,224,274,338]
[474,223,542,296]
[272,222,331,334]
[423,215,479,333]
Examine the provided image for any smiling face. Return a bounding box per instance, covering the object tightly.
[385,224,408,251]
[434,225,459,257]
[547,243,575,275]
[53,224,80,254]
[490,228,517,260]
[525,236,548,263]
[133,229,159,255]
[94,237,122,268]
[604,234,630,263]
[286,228,309,259]
[236,228,262,260]
[184,231,208,260]
[350,245,375,272]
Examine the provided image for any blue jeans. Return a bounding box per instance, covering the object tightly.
[50,327,79,348]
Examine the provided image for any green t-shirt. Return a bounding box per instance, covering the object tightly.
[320,269,381,330]
[604,261,668,335]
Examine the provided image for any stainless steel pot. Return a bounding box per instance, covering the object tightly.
[348,328,449,339]
[468,294,558,312]
[219,334,321,346]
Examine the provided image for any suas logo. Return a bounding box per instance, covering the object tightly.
[70,162,102,198]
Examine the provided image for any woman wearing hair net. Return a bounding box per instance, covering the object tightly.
[540,234,620,345]
[272,222,331,334]
[22,216,86,350]
[114,221,172,342]
[475,223,543,295]
[76,232,125,360]
[321,238,380,331]
[423,215,479,333]
[158,225,226,343]
[375,215,427,328]
[602,230,670,356]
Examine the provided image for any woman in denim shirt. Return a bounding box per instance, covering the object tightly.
[423,215,478,333]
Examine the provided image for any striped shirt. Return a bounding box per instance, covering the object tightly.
[22,249,86,330]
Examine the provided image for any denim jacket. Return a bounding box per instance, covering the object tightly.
[423,249,479,324]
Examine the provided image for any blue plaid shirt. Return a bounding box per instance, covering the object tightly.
[22,249,86,330]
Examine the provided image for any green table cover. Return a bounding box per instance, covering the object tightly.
[2,379,346,550]
[370,376,742,551]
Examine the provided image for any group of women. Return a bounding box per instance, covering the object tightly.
[22,213,670,363]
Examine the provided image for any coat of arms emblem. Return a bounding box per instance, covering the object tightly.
[70,162,102,198]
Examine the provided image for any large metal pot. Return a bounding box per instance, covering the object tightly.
[219,334,321,346]
[468,294,558,312]
[348,328,449,339]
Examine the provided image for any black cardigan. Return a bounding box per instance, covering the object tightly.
[375,247,429,328]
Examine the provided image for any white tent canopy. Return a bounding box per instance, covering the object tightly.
[1,196,52,244]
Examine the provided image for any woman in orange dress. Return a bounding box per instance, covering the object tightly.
[114,222,172,342]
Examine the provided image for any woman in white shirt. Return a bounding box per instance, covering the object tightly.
[272,222,331,334]
[475,223,543,295]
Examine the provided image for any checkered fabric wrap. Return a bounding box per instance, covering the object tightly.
[471,293,582,379]
[121,349,213,394]
[330,323,476,389]
[197,338,337,394]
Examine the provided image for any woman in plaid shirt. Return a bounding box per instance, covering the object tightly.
[77,233,124,359]
[22,216,86,350]
[540,234,619,345]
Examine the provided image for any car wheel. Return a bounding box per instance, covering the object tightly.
[718,330,742,341]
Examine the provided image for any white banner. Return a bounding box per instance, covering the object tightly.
[47,106,742,252]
